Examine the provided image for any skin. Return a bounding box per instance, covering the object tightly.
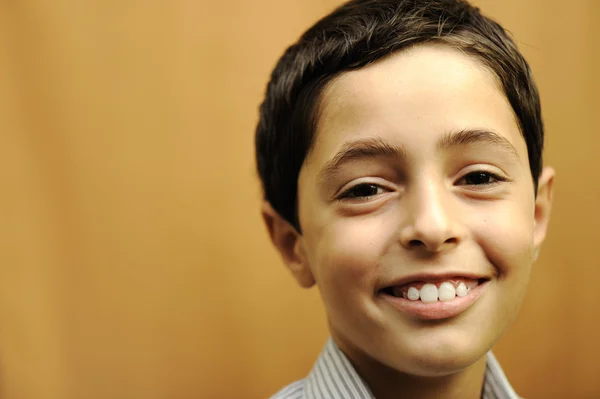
[263,44,554,399]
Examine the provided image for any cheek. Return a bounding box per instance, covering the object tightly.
[467,198,536,328]
[472,200,535,280]
[307,215,396,302]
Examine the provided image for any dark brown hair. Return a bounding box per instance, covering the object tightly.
[256,0,543,231]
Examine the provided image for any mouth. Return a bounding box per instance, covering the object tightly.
[379,276,490,320]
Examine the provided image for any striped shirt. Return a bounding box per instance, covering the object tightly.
[270,338,520,399]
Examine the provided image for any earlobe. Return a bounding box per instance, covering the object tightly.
[533,166,556,254]
[261,201,315,288]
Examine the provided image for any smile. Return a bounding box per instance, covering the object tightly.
[380,277,490,320]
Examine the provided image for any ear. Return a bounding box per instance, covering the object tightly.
[532,166,556,260]
[261,201,315,288]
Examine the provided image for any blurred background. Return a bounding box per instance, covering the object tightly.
[0,0,598,398]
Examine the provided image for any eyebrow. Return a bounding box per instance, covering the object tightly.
[317,137,406,182]
[317,129,519,183]
[437,128,520,160]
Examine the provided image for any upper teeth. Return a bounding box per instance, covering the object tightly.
[393,281,472,303]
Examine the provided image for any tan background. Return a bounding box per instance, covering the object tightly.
[0,0,598,398]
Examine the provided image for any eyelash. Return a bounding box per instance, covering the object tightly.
[455,170,509,186]
[337,171,508,201]
[338,183,387,200]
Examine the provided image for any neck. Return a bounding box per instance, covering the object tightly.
[343,346,487,399]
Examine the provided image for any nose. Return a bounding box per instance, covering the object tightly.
[398,179,464,253]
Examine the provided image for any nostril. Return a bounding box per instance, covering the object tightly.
[409,239,425,247]
[407,237,458,251]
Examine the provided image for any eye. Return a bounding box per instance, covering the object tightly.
[456,171,507,186]
[339,183,385,199]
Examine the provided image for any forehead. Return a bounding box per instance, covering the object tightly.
[305,44,527,167]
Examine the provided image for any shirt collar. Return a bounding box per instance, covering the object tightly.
[304,338,519,399]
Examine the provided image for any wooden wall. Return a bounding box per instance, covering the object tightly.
[0,0,598,397]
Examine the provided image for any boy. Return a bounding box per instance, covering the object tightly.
[255,0,555,398]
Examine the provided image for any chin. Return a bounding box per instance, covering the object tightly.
[400,350,484,377]
[379,330,493,377]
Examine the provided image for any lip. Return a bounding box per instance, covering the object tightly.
[380,279,490,320]
[381,272,490,289]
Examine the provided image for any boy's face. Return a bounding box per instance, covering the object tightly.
[266,44,554,377]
